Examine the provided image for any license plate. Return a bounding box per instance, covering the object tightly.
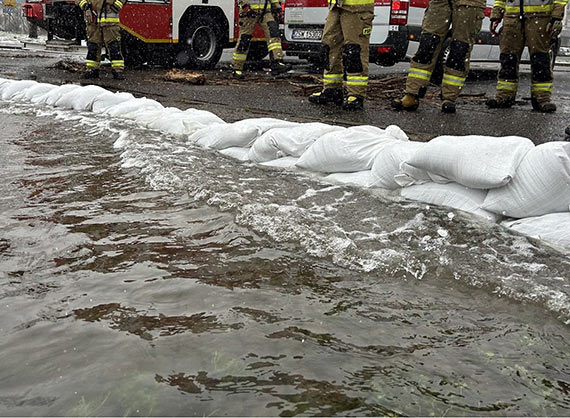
[291,29,323,40]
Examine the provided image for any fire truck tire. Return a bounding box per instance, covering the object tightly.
[247,43,269,62]
[181,14,224,69]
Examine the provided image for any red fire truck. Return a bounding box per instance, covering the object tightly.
[22,0,277,68]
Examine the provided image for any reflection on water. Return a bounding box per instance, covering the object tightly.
[0,103,569,416]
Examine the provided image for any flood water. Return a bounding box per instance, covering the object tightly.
[1,101,569,416]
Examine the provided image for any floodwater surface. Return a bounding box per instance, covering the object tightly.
[0,101,569,416]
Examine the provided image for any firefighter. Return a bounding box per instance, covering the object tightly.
[77,0,126,80]
[485,0,567,112]
[391,0,485,113]
[231,0,292,79]
[307,0,374,110]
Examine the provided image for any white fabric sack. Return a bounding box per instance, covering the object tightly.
[181,108,225,126]
[405,135,535,189]
[502,213,570,249]
[260,156,299,168]
[14,83,56,101]
[397,162,432,187]
[92,91,135,113]
[190,118,297,150]
[0,78,11,91]
[248,123,344,163]
[296,124,405,173]
[370,141,426,190]
[54,85,109,111]
[401,182,499,222]
[1,80,37,100]
[38,84,82,106]
[147,111,210,136]
[219,147,251,161]
[324,170,373,187]
[482,142,570,218]
[104,97,164,117]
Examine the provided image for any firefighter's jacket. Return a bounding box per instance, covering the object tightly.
[327,0,374,13]
[491,0,568,20]
[77,0,127,25]
[239,0,280,11]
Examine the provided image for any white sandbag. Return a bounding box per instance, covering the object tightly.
[219,147,251,161]
[401,182,499,222]
[181,108,225,126]
[104,97,164,117]
[260,156,299,168]
[369,141,425,190]
[38,84,82,106]
[190,117,297,150]
[296,125,403,173]
[92,91,135,113]
[405,135,535,189]
[54,84,109,110]
[482,142,570,218]
[148,113,208,136]
[1,80,37,100]
[10,82,56,101]
[0,78,11,91]
[502,213,570,249]
[324,170,373,187]
[248,122,344,162]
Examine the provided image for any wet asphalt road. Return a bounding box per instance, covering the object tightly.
[0,45,569,143]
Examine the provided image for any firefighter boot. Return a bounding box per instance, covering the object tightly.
[441,100,456,114]
[486,97,515,109]
[391,94,419,111]
[82,69,100,79]
[531,98,556,113]
[343,95,364,111]
[112,70,125,80]
[269,61,292,75]
[308,88,343,105]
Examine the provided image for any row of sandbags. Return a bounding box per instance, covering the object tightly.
[1,78,569,249]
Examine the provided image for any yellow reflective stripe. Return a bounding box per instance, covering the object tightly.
[553,0,567,4]
[111,60,124,67]
[249,4,266,8]
[531,82,552,91]
[494,0,506,6]
[267,42,281,51]
[409,68,431,80]
[497,81,517,90]
[79,0,87,7]
[324,79,343,84]
[444,74,466,82]
[443,75,465,86]
[346,80,368,86]
[114,0,123,6]
[505,4,552,12]
[343,0,374,4]
[498,79,517,86]
[233,53,247,61]
[99,17,120,22]
[86,60,100,68]
[409,67,431,75]
[324,73,342,80]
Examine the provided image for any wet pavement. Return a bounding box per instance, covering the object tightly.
[0,44,569,143]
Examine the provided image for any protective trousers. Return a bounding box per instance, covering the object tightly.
[405,0,484,101]
[321,5,373,98]
[86,23,124,73]
[232,10,283,70]
[495,16,553,104]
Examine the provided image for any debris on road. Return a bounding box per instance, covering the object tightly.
[162,69,206,85]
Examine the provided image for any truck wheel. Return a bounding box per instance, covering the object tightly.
[247,42,268,62]
[180,14,224,69]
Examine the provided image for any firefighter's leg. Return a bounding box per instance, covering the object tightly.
[103,24,125,79]
[232,15,256,73]
[339,7,373,109]
[393,0,451,110]
[487,17,524,108]
[440,4,484,110]
[526,16,555,111]
[260,11,291,74]
[309,6,343,105]
[84,23,102,78]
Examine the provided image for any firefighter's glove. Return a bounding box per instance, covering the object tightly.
[110,0,123,13]
[546,18,563,37]
[239,4,256,18]
[490,18,502,37]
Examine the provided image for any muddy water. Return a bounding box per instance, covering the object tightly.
[0,101,569,416]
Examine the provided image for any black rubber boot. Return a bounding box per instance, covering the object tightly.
[391,94,419,111]
[531,98,556,113]
[269,61,292,75]
[112,70,125,80]
[441,100,456,114]
[342,95,364,110]
[308,88,343,105]
[232,70,245,80]
[486,97,515,109]
[82,69,99,79]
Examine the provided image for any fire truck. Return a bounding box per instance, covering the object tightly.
[22,0,277,68]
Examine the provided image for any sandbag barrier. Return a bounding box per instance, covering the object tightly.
[1,77,569,250]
